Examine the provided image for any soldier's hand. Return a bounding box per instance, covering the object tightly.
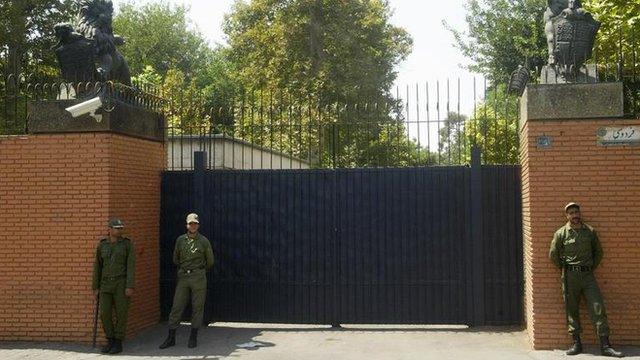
[125,288,134,297]
[94,289,99,298]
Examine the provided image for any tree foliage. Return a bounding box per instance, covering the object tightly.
[437,85,520,165]
[449,0,640,161]
[583,0,640,67]
[114,2,236,128]
[223,0,412,103]
[0,0,73,78]
[221,0,420,167]
[438,111,469,165]
[446,0,547,83]
[452,0,639,82]
[113,1,211,79]
[466,85,519,164]
[0,0,75,135]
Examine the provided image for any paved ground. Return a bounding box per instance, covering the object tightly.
[0,323,638,360]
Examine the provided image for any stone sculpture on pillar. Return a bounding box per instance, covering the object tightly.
[53,0,131,85]
[542,0,600,83]
[510,0,602,93]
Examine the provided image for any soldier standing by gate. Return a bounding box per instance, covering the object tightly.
[549,203,623,357]
[92,218,135,354]
[159,213,214,349]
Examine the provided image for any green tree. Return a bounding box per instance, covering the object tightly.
[452,0,639,82]
[198,47,236,127]
[113,1,211,79]
[438,112,469,165]
[466,85,519,164]
[132,66,205,129]
[0,0,74,75]
[0,0,74,135]
[434,85,520,165]
[115,1,236,128]
[450,0,640,160]
[447,0,547,84]
[583,0,640,66]
[223,0,416,167]
[224,0,412,102]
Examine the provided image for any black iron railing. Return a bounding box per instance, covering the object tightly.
[0,72,164,135]
[164,79,521,169]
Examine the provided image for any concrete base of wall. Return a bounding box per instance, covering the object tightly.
[520,82,624,121]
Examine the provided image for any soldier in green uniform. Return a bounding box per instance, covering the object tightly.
[92,218,135,355]
[159,213,214,349]
[549,203,623,357]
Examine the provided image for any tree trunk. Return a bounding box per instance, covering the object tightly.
[309,0,324,76]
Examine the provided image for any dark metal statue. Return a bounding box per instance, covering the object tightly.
[54,0,131,85]
[508,63,531,96]
[544,0,600,81]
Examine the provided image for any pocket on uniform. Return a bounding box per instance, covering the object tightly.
[191,275,207,290]
[113,247,127,264]
[101,249,111,262]
[563,239,578,254]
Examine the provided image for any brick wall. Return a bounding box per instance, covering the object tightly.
[109,135,164,339]
[0,133,163,342]
[520,118,640,349]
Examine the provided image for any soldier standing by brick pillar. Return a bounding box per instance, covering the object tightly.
[549,203,623,357]
[92,218,135,354]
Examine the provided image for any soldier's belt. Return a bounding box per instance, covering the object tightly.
[566,265,592,272]
[103,275,126,280]
[181,266,205,274]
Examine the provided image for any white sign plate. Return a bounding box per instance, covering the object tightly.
[597,126,640,146]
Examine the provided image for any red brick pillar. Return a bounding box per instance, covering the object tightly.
[0,131,164,342]
[520,83,640,349]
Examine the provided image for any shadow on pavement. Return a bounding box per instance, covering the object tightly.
[1,323,638,358]
[0,323,271,358]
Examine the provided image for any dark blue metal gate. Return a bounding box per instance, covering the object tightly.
[160,151,523,326]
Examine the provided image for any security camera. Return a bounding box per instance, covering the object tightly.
[65,96,103,122]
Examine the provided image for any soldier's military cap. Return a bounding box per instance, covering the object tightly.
[186,213,200,224]
[108,218,125,228]
[564,202,580,212]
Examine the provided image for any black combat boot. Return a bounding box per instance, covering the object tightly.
[100,337,114,353]
[159,329,176,349]
[108,339,123,354]
[600,336,624,357]
[188,328,198,348]
[566,334,582,356]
